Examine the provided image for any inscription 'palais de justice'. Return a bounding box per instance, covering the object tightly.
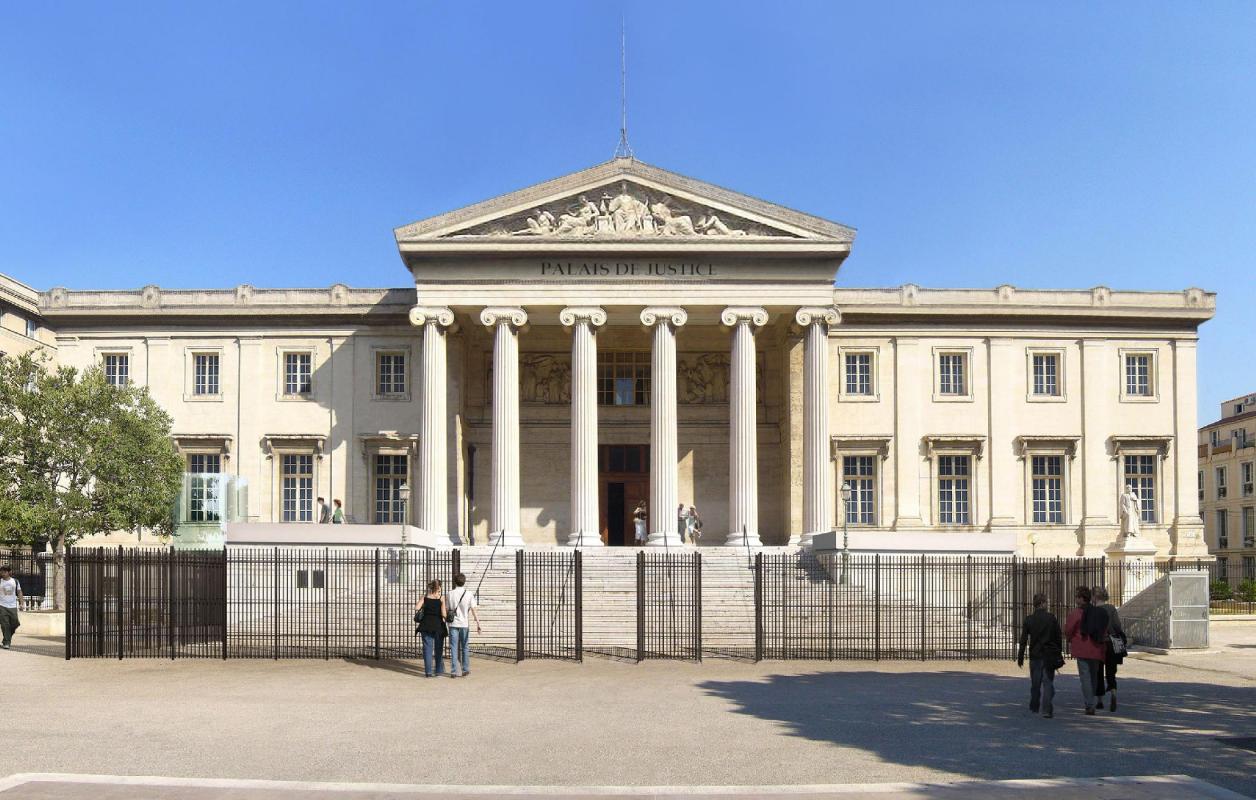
[540,261,716,278]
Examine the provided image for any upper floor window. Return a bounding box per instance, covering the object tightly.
[1199,470,1205,503]
[102,353,129,387]
[842,455,876,525]
[283,352,312,396]
[193,353,220,396]
[1216,466,1228,499]
[1031,455,1065,524]
[1216,510,1229,549]
[1244,506,1255,547]
[1211,430,1221,447]
[844,353,874,397]
[1123,353,1154,398]
[937,353,968,397]
[1031,353,1060,397]
[24,318,37,339]
[1243,462,1254,496]
[1235,429,1249,447]
[1123,455,1157,524]
[376,352,407,397]
[937,455,972,525]
[187,453,222,523]
[597,351,649,406]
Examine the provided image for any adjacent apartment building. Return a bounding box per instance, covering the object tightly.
[1200,392,1256,580]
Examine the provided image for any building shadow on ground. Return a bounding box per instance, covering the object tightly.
[698,669,1256,796]
[12,635,66,659]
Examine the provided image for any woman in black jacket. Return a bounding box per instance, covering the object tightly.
[416,579,447,677]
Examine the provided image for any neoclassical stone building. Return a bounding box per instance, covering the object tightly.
[19,158,1214,558]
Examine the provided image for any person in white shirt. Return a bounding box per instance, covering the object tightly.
[446,573,481,678]
[0,565,23,650]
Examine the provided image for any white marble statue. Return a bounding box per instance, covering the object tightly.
[609,184,649,234]
[697,213,747,236]
[554,196,599,235]
[651,200,697,236]
[1119,484,1141,537]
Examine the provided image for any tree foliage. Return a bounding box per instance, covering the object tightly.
[0,352,183,607]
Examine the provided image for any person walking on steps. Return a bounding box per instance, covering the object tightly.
[1017,592,1063,718]
[446,573,481,678]
[1064,586,1109,715]
[1093,586,1126,713]
[415,579,447,677]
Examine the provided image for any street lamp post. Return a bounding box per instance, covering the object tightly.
[398,482,411,548]
[1028,531,1038,560]
[839,481,852,586]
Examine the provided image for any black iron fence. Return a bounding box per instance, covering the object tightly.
[1,548,46,609]
[516,549,582,661]
[637,551,701,661]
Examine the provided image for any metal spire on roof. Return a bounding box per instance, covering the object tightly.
[613,16,634,160]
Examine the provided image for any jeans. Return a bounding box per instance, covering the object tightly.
[449,626,470,675]
[1028,658,1055,715]
[421,632,445,676]
[1076,658,1101,710]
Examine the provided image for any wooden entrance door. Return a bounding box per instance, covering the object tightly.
[598,444,650,546]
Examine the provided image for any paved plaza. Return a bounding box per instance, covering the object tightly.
[3,626,1254,798]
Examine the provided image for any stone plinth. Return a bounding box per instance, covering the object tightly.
[1106,535,1160,598]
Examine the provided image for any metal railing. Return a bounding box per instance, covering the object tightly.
[516,549,581,661]
[636,551,701,661]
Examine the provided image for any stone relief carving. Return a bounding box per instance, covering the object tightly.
[452,181,786,239]
[519,354,572,404]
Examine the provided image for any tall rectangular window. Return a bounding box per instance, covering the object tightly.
[188,454,222,523]
[937,455,971,525]
[24,318,37,339]
[1245,556,1255,581]
[1031,354,1059,397]
[597,351,650,406]
[374,454,408,523]
[103,354,129,387]
[1211,430,1221,447]
[193,353,220,396]
[283,353,312,396]
[844,353,873,396]
[1124,354,1152,396]
[1199,470,1205,503]
[1243,462,1254,496]
[938,353,967,396]
[1123,454,1157,524]
[1031,455,1065,524]
[376,352,406,397]
[842,455,876,525]
[1243,507,1255,546]
[1217,510,1229,548]
[281,454,314,522]
[1216,466,1228,499]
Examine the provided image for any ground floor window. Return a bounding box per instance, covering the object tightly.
[1123,454,1157,523]
[374,454,408,523]
[188,453,222,522]
[937,455,971,525]
[842,456,876,525]
[1031,455,1064,524]
[281,454,314,522]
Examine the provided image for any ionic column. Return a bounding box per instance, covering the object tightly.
[481,307,528,547]
[641,307,688,546]
[722,307,768,546]
[561,307,607,547]
[410,306,457,543]
[795,307,841,547]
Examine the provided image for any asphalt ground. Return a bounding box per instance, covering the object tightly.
[4,626,1254,796]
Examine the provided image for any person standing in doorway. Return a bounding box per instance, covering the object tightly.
[686,506,703,544]
[0,566,22,649]
[415,579,447,677]
[1092,586,1125,712]
[677,504,687,543]
[633,501,647,545]
[446,573,481,678]
[1064,586,1108,715]
[331,499,345,524]
[1017,593,1063,718]
[316,497,330,524]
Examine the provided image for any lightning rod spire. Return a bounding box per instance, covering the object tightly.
[614,16,634,160]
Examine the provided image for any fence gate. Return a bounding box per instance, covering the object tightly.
[516,549,581,661]
[636,551,701,661]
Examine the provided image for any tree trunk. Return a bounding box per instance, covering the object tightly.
[52,534,66,611]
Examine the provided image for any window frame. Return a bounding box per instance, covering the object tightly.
[597,351,651,407]
[1028,453,1068,525]
[278,451,316,523]
[935,452,975,526]
[1118,349,1159,402]
[1216,465,1228,500]
[1216,509,1229,550]
[372,451,410,524]
[1121,452,1160,525]
[372,347,411,402]
[98,349,132,387]
[185,451,223,524]
[184,347,224,401]
[838,348,879,402]
[1025,347,1066,402]
[277,348,316,400]
[1242,461,1254,497]
[840,454,878,526]
[932,347,974,402]
[1243,506,1255,548]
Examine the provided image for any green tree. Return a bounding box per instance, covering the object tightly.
[0,352,183,609]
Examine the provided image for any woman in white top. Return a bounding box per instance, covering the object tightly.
[632,502,647,545]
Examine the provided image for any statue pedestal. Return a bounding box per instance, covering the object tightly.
[1106,536,1159,599]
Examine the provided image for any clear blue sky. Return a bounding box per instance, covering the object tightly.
[1,2,1252,423]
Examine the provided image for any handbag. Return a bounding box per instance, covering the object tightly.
[1110,630,1128,658]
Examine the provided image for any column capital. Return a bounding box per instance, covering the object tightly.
[794,306,841,328]
[480,306,528,328]
[720,306,769,327]
[640,307,688,328]
[409,306,455,328]
[559,306,607,328]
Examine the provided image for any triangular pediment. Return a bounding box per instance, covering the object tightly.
[394,158,855,245]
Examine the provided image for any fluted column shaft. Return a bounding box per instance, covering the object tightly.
[410,306,456,542]
[562,307,606,546]
[723,307,768,546]
[796,307,841,547]
[482,307,527,547]
[642,308,688,546]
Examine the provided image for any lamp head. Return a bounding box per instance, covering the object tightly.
[840,482,852,502]
[398,482,411,503]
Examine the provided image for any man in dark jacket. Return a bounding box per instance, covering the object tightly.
[1018,593,1063,718]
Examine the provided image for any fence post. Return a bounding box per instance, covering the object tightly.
[966,555,973,661]
[117,545,124,661]
[874,554,881,661]
[515,548,524,662]
[919,553,926,662]
[273,546,280,661]
[323,547,330,660]
[694,552,703,662]
[574,550,583,663]
[221,546,229,661]
[65,548,73,661]
[753,552,763,662]
[636,551,645,663]
[374,549,381,660]
[827,553,835,661]
[169,546,176,661]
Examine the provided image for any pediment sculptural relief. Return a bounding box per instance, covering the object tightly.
[450,182,790,239]
[491,352,764,405]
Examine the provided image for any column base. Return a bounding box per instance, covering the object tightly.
[646,530,684,547]
[566,531,605,547]
[488,529,525,548]
[724,530,763,547]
